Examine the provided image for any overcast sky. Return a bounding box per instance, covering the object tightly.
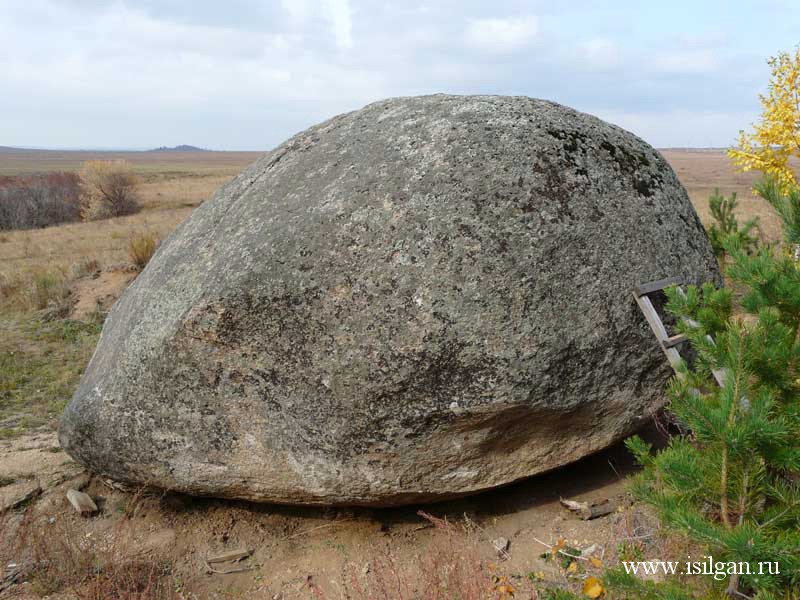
[2,0,799,150]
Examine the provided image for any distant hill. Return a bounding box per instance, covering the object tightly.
[147,145,210,152]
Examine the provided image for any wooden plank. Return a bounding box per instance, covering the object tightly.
[635,294,669,341]
[637,283,741,403]
[632,275,684,298]
[633,292,684,376]
[711,368,729,387]
[662,334,688,349]
[560,497,617,520]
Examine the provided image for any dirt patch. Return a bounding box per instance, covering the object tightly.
[69,266,138,320]
[0,433,81,492]
[0,426,671,599]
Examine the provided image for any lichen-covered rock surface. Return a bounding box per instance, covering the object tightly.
[60,95,721,506]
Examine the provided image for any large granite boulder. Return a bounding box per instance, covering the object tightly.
[59,95,721,506]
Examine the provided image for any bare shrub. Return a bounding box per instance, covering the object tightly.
[128,231,158,270]
[0,172,82,230]
[80,160,141,221]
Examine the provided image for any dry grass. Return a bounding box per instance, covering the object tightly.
[0,148,261,177]
[309,512,532,600]
[0,266,71,314]
[0,258,106,316]
[0,150,256,277]
[0,172,237,278]
[0,208,189,275]
[137,173,232,210]
[661,149,800,245]
[1,500,531,600]
[128,231,159,270]
[1,491,180,600]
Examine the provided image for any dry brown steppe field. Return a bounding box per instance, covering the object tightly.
[0,150,262,274]
[0,147,785,278]
[0,148,260,176]
[662,148,791,243]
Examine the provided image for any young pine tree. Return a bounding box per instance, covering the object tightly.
[623,43,800,598]
[755,176,800,260]
[626,222,800,599]
[707,188,760,259]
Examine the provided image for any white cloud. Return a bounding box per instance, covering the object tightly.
[463,16,538,54]
[323,0,354,50]
[282,0,309,23]
[595,108,751,148]
[575,38,621,69]
[0,0,383,148]
[0,0,782,149]
[653,49,718,74]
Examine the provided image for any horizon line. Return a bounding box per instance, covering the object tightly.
[1,144,734,153]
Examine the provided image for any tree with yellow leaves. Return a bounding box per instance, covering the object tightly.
[729,46,800,189]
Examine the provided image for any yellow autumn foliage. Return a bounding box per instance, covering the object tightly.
[582,576,604,598]
[729,47,800,188]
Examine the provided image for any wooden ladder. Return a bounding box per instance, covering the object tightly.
[632,276,728,387]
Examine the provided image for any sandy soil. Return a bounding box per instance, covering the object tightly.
[69,266,138,320]
[0,427,666,599]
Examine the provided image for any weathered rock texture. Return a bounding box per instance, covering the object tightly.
[60,95,721,506]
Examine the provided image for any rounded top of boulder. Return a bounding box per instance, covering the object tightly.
[60,95,721,506]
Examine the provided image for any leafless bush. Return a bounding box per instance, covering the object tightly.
[80,160,141,221]
[0,172,82,230]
